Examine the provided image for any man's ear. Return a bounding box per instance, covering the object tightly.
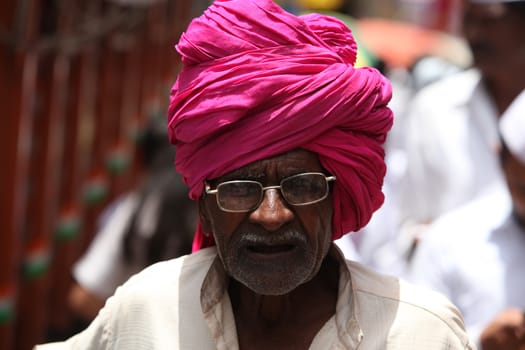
[198,199,212,236]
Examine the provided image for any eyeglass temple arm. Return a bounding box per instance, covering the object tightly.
[204,183,217,194]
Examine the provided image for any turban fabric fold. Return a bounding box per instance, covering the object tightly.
[168,0,394,251]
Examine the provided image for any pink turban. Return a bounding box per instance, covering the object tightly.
[168,0,393,251]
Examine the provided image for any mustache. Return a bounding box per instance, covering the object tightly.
[235,229,307,247]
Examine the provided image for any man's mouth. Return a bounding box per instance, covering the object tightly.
[247,244,295,254]
[236,230,306,258]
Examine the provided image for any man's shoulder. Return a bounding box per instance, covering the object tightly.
[48,248,219,349]
[347,260,454,310]
[346,261,472,347]
[94,248,217,333]
[418,68,479,97]
[404,68,483,138]
[117,247,218,294]
[410,68,480,109]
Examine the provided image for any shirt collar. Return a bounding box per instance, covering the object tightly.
[199,244,363,349]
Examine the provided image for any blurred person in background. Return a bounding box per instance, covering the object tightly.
[400,0,525,228]
[357,0,525,276]
[407,134,525,349]
[68,116,196,323]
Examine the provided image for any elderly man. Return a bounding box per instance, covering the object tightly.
[36,0,473,349]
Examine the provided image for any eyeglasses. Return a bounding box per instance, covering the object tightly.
[205,172,336,213]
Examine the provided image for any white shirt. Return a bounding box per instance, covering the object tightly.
[36,245,474,349]
[407,185,525,346]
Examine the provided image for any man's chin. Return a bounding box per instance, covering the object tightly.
[225,250,316,295]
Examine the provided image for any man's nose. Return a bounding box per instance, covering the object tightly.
[249,188,294,231]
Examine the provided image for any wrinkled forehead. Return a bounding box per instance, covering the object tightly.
[213,149,322,182]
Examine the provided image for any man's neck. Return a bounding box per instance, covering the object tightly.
[229,254,339,349]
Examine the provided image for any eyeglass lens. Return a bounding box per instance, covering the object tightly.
[282,173,328,204]
[217,181,261,212]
